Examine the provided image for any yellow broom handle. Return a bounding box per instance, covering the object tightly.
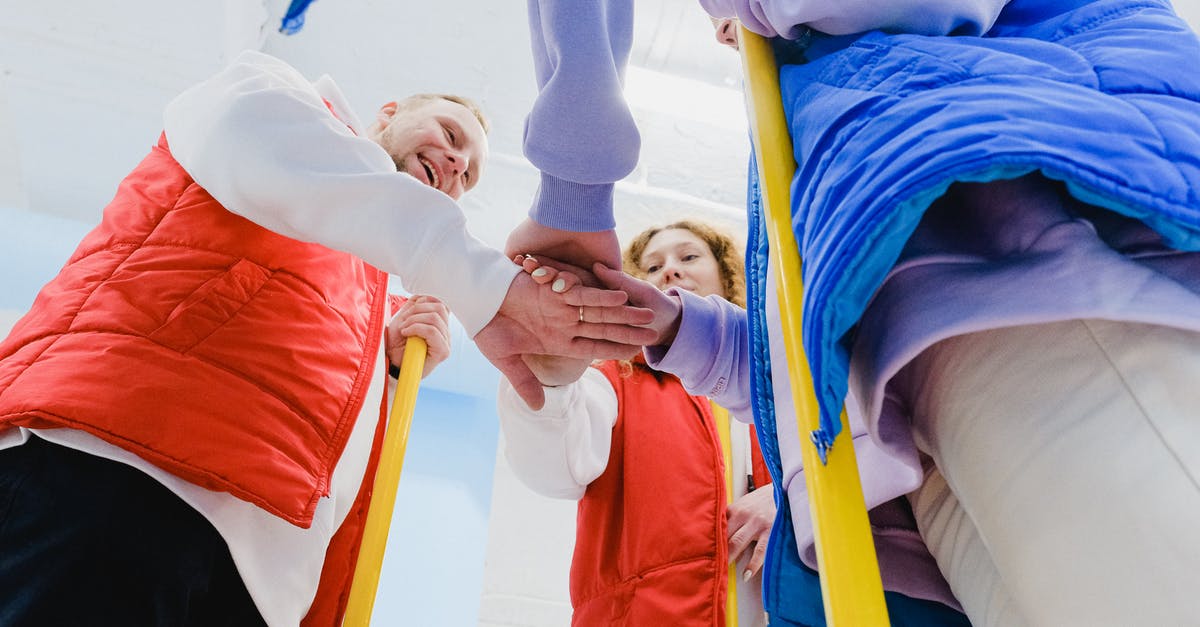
[342,335,427,626]
[711,401,740,627]
[737,26,889,626]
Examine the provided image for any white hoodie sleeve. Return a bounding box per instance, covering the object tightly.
[496,367,618,500]
[162,50,517,336]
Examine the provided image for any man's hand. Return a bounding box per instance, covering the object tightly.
[727,487,776,582]
[517,257,684,349]
[386,295,451,379]
[505,218,621,271]
[510,254,614,387]
[474,272,657,409]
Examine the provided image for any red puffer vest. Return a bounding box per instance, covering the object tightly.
[0,134,390,622]
[571,360,770,626]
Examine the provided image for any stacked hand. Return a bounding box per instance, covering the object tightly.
[483,219,685,408]
[504,218,622,271]
[474,270,656,410]
[516,257,684,348]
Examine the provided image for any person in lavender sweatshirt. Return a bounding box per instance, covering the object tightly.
[516,0,1200,625]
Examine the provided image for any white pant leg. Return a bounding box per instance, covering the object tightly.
[900,319,1200,627]
[909,466,1028,627]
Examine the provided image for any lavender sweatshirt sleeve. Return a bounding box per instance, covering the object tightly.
[644,289,753,420]
[524,0,640,232]
[699,0,1009,38]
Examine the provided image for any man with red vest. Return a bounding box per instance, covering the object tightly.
[0,50,653,626]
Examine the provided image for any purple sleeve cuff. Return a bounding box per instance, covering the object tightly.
[645,289,752,416]
[529,173,615,232]
[644,289,720,371]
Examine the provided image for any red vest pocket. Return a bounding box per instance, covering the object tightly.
[149,258,272,352]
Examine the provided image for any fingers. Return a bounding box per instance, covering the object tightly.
[561,337,646,361]
[398,304,449,328]
[519,272,649,324]
[493,355,546,410]
[543,292,653,327]
[518,254,590,276]
[727,523,754,565]
[558,285,629,307]
[570,322,658,348]
[512,262,633,309]
[389,296,452,377]
[529,266,557,286]
[399,313,448,337]
[388,343,406,369]
[549,272,581,294]
[727,489,776,580]
[746,535,768,580]
[395,302,451,343]
[592,263,663,309]
[575,303,657,326]
[396,295,450,321]
[515,255,557,286]
[489,273,654,365]
[401,320,449,356]
[592,262,631,289]
[726,512,770,581]
[529,265,584,294]
[514,253,604,288]
[516,257,590,294]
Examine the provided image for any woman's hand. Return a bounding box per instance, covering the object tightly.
[727,487,776,581]
[591,263,682,348]
[515,255,683,348]
[509,254,608,386]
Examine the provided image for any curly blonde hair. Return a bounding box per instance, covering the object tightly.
[622,220,745,307]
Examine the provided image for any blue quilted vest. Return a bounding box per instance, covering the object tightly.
[746,0,1200,623]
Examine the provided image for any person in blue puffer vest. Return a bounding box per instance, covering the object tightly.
[695,0,1200,625]
[513,0,1200,624]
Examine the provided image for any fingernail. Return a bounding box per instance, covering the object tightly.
[532,267,549,277]
[552,278,566,293]
[743,569,753,582]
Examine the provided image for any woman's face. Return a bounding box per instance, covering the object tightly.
[637,228,726,299]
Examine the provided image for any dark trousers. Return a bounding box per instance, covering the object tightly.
[0,436,266,626]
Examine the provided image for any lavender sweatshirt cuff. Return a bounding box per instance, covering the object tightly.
[645,288,751,417]
[529,173,615,232]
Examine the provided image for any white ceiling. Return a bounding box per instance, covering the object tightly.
[0,0,751,258]
[7,0,1198,314]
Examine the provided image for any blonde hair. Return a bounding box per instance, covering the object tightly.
[396,93,490,134]
[622,220,745,307]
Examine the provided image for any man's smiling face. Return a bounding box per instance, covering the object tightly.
[371,97,488,200]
